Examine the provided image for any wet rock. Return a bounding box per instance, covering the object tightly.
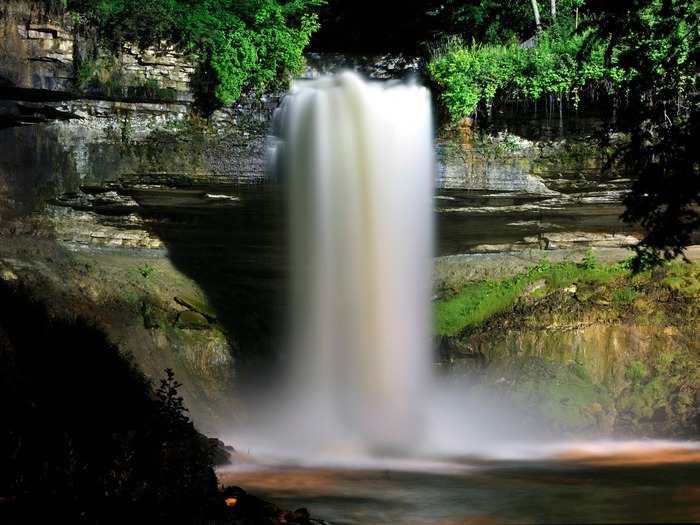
[652,406,669,422]
[176,310,209,330]
[208,437,233,466]
[525,232,640,249]
[174,295,217,321]
[45,206,164,249]
[52,189,139,214]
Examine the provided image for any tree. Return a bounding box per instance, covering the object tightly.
[68,0,324,108]
[551,0,557,18]
[530,0,542,30]
[583,0,700,268]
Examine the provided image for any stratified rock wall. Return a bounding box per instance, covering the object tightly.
[0,0,196,100]
[0,0,75,92]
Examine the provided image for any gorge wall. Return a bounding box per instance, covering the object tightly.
[1,0,277,222]
[1,0,617,209]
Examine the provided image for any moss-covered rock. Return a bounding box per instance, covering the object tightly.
[438,259,700,438]
[177,310,210,330]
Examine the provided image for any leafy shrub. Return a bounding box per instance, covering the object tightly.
[428,22,624,122]
[68,0,323,107]
[137,263,157,278]
[583,0,700,265]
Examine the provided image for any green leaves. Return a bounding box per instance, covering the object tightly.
[428,23,622,122]
[589,0,700,265]
[69,0,323,107]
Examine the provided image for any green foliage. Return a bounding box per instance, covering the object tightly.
[661,261,700,295]
[581,248,598,270]
[68,0,323,107]
[613,285,638,303]
[625,360,649,384]
[137,263,156,279]
[77,59,97,88]
[582,0,700,265]
[431,0,586,44]
[435,256,624,336]
[428,22,621,121]
[156,368,190,429]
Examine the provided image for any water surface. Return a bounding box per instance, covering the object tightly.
[220,443,700,524]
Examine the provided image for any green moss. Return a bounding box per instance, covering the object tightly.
[570,362,591,381]
[660,262,700,295]
[656,351,675,374]
[435,255,624,336]
[435,276,530,336]
[136,263,156,279]
[510,360,612,431]
[625,360,649,384]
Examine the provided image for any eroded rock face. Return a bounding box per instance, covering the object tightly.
[439,261,700,439]
[436,129,627,194]
[0,0,277,195]
[0,97,278,218]
[0,1,75,92]
[0,0,196,100]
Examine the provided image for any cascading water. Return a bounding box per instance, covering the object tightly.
[238,72,547,463]
[272,71,435,454]
[229,72,700,473]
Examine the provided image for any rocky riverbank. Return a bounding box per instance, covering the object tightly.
[435,248,700,439]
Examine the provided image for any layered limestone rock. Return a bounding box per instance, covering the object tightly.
[437,127,628,195]
[0,0,196,100]
[0,1,75,91]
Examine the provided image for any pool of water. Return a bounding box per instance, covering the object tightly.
[219,442,700,524]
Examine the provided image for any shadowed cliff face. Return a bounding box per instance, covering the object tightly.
[0,279,223,525]
[0,123,80,218]
[0,1,75,93]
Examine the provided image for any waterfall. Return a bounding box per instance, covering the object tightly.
[273,71,435,454]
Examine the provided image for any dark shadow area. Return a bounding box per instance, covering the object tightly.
[310,0,437,54]
[0,279,224,524]
[125,184,290,390]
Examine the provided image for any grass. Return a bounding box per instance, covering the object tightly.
[435,253,625,337]
[613,285,638,304]
[137,263,156,279]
